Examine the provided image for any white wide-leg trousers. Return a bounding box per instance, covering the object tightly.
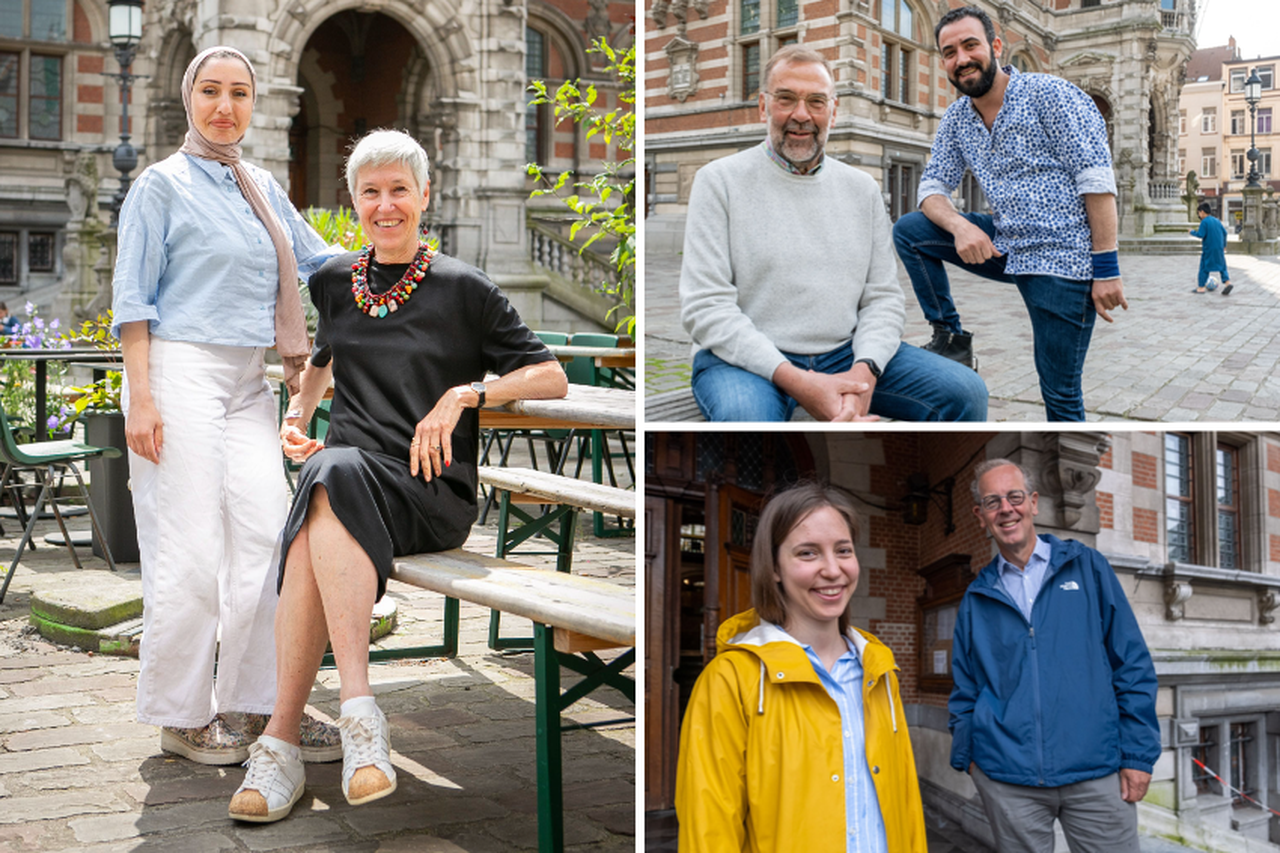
[125,339,287,727]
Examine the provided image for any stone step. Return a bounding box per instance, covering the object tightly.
[1118,238,1202,255]
[28,578,398,656]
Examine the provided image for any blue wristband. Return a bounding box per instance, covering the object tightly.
[1092,249,1120,280]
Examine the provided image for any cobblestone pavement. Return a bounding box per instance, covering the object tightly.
[644,244,1280,422]
[0,509,635,852]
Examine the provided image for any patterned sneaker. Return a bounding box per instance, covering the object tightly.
[235,712,343,764]
[228,738,306,823]
[337,705,397,806]
[160,714,252,765]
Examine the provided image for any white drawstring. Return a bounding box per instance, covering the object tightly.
[886,672,898,733]
[757,659,765,714]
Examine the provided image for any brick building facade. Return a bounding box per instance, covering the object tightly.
[0,0,632,328]
[646,429,1280,851]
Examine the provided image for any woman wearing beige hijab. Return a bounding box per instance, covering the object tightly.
[111,46,340,765]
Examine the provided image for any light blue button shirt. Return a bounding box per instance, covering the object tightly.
[802,637,889,853]
[111,152,341,345]
[996,535,1053,622]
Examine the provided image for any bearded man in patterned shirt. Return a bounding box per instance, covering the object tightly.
[891,5,1127,422]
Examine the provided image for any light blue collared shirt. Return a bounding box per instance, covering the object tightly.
[996,535,1053,622]
[111,152,340,344]
[801,636,889,853]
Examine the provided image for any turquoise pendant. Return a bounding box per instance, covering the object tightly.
[378,304,388,318]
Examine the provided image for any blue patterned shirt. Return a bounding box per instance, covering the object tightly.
[917,67,1116,280]
[802,637,889,853]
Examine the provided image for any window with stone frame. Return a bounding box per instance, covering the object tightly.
[1179,109,1186,135]
[1202,108,1217,134]
[26,231,53,273]
[0,0,68,141]
[886,161,917,221]
[1164,434,1265,571]
[1231,109,1246,136]
[1259,107,1273,134]
[1177,149,1185,175]
[1259,147,1272,178]
[1259,65,1274,90]
[1194,717,1267,813]
[524,27,547,165]
[0,232,16,284]
[1231,150,1247,179]
[1230,68,1246,93]
[1201,149,1217,178]
[736,0,802,101]
[1165,433,1194,564]
[878,0,916,107]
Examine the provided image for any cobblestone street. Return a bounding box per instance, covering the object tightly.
[0,511,636,853]
[644,241,1280,421]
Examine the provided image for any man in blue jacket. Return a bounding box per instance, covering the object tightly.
[949,459,1160,852]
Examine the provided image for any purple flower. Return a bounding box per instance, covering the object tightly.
[46,415,59,430]
[32,317,44,331]
[23,301,34,315]
[48,318,60,331]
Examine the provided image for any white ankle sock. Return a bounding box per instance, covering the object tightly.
[257,734,301,761]
[340,695,379,718]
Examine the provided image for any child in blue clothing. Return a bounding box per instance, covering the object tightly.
[1189,202,1233,295]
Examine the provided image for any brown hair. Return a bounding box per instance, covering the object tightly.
[750,481,860,635]
[762,45,835,94]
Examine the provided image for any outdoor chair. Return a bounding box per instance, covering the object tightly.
[0,407,120,604]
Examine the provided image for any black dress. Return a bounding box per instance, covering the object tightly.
[277,249,556,601]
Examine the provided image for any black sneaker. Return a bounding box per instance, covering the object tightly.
[922,322,978,371]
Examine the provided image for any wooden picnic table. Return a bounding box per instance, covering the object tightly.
[542,344,635,370]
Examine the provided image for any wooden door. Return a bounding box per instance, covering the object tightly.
[703,483,763,661]
[644,494,680,811]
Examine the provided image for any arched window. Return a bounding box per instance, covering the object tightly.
[878,0,916,105]
[1009,53,1035,73]
[0,0,69,141]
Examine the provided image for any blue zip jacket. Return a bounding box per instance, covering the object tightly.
[948,535,1160,787]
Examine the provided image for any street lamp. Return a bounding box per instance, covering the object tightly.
[1244,67,1262,189]
[105,0,143,225]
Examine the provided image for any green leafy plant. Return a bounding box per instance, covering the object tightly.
[58,312,122,427]
[304,206,365,250]
[526,39,636,336]
[0,301,73,440]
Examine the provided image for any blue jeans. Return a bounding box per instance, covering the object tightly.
[690,341,988,422]
[892,211,1096,422]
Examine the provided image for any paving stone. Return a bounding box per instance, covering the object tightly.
[91,735,162,762]
[6,673,135,699]
[373,838,469,853]
[342,795,507,836]
[0,709,72,734]
[0,790,124,824]
[233,815,351,851]
[0,745,91,774]
[5,721,150,751]
[0,693,96,714]
[30,580,142,631]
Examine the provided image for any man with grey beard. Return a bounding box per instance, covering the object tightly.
[677,45,987,422]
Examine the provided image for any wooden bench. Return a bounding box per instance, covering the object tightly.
[644,386,705,422]
[478,466,634,649]
[388,548,635,853]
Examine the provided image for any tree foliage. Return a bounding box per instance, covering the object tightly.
[526,39,636,336]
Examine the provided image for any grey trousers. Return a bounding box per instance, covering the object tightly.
[971,766,1140,853]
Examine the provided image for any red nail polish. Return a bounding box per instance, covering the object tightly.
[446,459,450,467]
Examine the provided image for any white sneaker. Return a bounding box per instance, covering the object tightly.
[228,738,305,823]
[337,705,397,806]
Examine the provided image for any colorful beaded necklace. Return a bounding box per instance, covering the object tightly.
[350,241,434,318]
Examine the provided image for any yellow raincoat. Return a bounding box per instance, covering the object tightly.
[676,609,927,853]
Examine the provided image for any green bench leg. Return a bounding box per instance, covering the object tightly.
[489,491,578,651]
[322,594,459,668]
[534,622,564,853]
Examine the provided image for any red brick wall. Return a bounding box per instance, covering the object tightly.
[1271,534,1280,563]
[1270,488,1280,520]
[1134,507,1159,543]
[1097,490,1114,529]
[1132,452,1157,490]
[1099,444,1113,469]
[1268,439,1280,474]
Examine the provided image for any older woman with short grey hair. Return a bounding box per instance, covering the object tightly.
[227,129,567,823]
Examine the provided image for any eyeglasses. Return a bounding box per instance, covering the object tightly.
[978,490,1028,512]
[766,91,833,113]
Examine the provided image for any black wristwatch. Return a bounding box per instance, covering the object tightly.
[855,358,882,379]
[470,381,487,408]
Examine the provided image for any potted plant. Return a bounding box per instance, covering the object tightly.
[59,313,136,562]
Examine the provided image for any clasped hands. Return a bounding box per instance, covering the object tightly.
[776,361,879,422]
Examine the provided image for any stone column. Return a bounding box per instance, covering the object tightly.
[1240,185,1265,245]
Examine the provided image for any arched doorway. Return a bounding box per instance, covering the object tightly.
[290,11,422,210]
